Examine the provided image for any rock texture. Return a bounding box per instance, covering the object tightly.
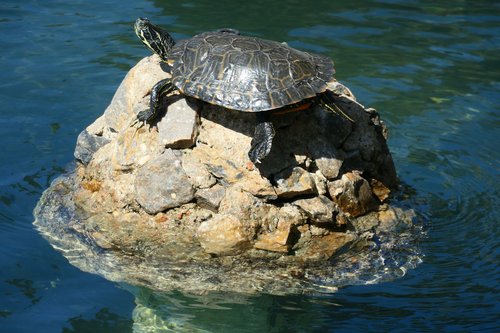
[71,54,400,264]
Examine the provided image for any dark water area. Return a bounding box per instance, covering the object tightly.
[1,0,498,332]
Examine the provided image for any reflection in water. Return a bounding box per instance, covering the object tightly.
[129,288,325,333]
[63,308,133,333]
[4,279,41,306]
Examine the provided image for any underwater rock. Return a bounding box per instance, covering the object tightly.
[33,55,424,295]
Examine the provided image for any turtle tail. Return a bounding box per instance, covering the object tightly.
[135,18,175,61]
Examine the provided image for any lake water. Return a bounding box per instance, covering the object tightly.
[1,0,498,332]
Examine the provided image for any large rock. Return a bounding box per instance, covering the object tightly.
[70,55,401,266]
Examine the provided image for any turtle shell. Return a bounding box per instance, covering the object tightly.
[168,31,335,112]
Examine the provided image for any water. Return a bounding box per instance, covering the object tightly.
[1,0,498,331]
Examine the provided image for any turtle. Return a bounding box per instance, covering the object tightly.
[134,17,353,163]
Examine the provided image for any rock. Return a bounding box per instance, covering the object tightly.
[254,219,293,253]
[218,186,276,234]
[235,170,277,200]
[181,151,216,189]
[370,178,391,202]
[377,206,416,233]
[196,214,252,255]
[328,172,379,218]
[111,126,164,171]
[293,195,337,224]
[35,53,422,295]
[134,150,195,214]
[295,232,356,261]
[316,155,343,180]
[278,204,306,227]
[274,166,317,199]
[194,148,277,199]
[195,184,225,212]
[310,139,345,180]
[74,130,110,165]
[65,55,402,268]
[103,55,169,132]
[157,98,199,149]
[311,171,328,196]
[350,212,380,232]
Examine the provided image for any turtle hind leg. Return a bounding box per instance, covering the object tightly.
[137,78,176,124]
[248,113,275,163]
[318,90,354,123]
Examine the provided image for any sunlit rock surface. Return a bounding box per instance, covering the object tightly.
[34,55,424,294]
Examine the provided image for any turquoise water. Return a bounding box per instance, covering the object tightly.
[1,0,499,332]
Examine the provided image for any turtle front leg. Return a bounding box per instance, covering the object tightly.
[137,78,176,124]
[248,113,275,163]
[318,90,354,123]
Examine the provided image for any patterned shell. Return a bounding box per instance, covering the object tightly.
[169,31,335,112]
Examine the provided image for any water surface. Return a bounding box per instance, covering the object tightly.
[1,0,498,332]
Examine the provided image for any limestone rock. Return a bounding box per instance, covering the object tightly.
[328,172,379,217]
[103,55,169,133]
[200,154,277,199]
[278,204,306,227]
[236,171,277,200]
[296,232,356,261]
[74,129,110,165]
[311,171,328,196]
[293,195,338,224]
[67,55,402,269]
[111,126,163,171]
[181,151,216,189]
[275,166,317,199]
[350,211,380,232]
[134,150,195,214]
[218,186,276,234]
[370,178,391,202]
[377,206,416,233]
[195,184,225,212]
[310,139,345,180]
[32,52,427,296]
[254,219,293,253]
[196,214,252,255]
[157,98,199,149]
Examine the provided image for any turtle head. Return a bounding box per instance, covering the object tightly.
[134,17,175,61]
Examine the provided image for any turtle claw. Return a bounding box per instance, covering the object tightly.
[128,116,146,129]
[136,109,153,123]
